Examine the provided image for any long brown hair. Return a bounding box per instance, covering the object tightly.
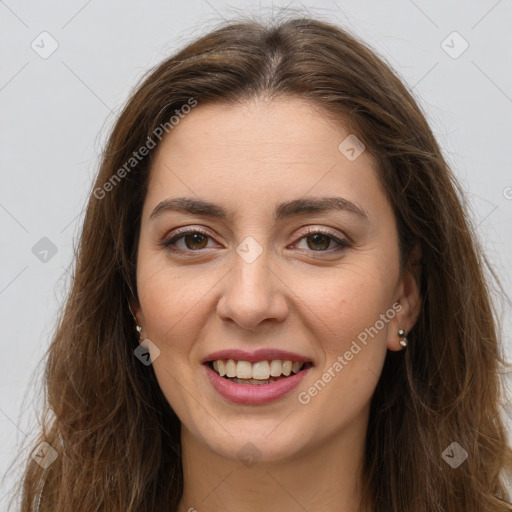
[8,14,512,512]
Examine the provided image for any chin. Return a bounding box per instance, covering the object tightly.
[186,417,313,464]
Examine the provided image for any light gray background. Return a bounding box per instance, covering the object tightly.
[1,0,511,507]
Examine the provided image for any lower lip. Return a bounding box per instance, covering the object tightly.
[204,364,311,405]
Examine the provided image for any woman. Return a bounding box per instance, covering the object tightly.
[13,15,512,512]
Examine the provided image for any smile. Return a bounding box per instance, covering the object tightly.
[209,359,312,384]
[202,349,314,405]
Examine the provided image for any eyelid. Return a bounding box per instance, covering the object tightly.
[295,225,350,243]
[160,225,217,250]
[164,225,212,239]
[290,226,351,252]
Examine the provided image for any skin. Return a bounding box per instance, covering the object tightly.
[133,97,421,512]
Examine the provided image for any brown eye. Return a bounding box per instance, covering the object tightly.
[294,229,350,253]
[182,232,209,250]
[162,229,214,252]
[305,233,331,251]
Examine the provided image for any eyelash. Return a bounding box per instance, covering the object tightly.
[160,226,351,255]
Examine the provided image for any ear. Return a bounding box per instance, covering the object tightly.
[129,299,145,336]
[387,243,422,351]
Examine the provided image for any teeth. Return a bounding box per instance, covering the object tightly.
[236,361,252,379]
[225,359,237,378]
[252,361,270,380]
[291,361,302,373]
[269,360,282,377]
[211,359,306,379]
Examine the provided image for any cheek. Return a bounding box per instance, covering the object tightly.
[298,262,395,351]
[136,257,210,417]
[292,261,394,407]
[293,278,391,428]
[136,252,219,350]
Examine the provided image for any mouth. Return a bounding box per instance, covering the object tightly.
[202,349,314,404]
[205,359,314,385]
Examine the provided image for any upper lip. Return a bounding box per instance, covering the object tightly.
[201,348,313,364]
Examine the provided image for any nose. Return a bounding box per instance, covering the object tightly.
[216,248,289,332]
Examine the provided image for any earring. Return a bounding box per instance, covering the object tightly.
[136,324,142,339]
[398,328,408,349]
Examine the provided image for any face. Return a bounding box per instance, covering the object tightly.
[134,97,419,462]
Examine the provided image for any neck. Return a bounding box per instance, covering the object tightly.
[177,408,368,512]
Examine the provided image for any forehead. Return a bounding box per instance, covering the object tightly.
[144,97,386,225]
[153,97,361,167]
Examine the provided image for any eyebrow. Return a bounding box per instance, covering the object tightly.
[149,196,369,223]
